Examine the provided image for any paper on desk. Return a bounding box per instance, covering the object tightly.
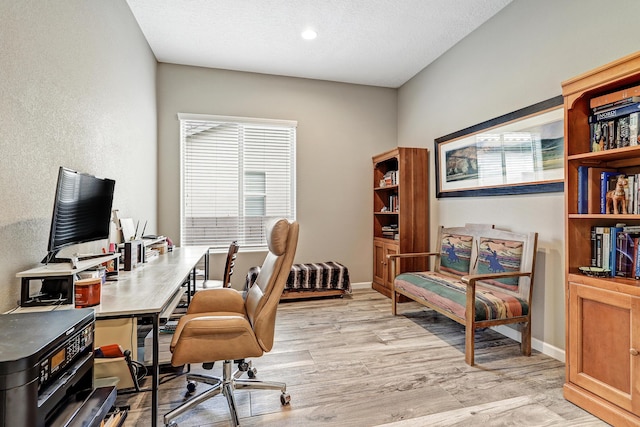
[120,218,136,241]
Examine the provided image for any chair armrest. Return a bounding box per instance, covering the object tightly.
[187,287,245,314]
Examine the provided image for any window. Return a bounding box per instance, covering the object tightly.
[179,113,296,251]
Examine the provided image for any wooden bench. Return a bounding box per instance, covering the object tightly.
[389,224,538,365]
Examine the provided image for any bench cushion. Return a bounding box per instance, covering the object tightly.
[394,272,529,322]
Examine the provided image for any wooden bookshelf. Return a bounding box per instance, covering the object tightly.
[372,147,429,298]
[562,51,640,426]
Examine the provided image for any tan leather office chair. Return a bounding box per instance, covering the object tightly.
[164,218,299,427]
[202,240,239,288]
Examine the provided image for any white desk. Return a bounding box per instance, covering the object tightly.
[95,246,207,317]
[14,246,210,427]
[96,246,209,427]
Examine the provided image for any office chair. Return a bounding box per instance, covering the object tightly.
[164,218,299,427]
[202,240,239,288]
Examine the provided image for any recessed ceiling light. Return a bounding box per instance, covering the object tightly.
[301,29,317,40]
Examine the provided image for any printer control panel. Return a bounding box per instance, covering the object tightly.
[39,323,93,390]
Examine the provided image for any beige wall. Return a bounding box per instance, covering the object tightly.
[157,64,397,287]
[4,0,639,356]
[398,0,640,354]
[0,1,157,312]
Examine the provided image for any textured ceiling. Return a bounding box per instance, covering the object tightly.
[126,0,512,88]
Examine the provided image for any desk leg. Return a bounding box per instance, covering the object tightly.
[204,249,209,280]
[152,313,159,427]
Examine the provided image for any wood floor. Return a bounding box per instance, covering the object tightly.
[117,287,607,426]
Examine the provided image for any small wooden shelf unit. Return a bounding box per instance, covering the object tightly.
[562,51,640,426]
[372,147,429,298]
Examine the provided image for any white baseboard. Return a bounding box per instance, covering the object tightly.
[351,281,372,290]
[491,325,565,363]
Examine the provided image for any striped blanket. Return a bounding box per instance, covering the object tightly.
[245,261,351,292]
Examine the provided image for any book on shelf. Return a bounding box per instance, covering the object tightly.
[577,166,588,214]
[615,230,635,278]
[590,227,597,266]
[388,194,399,212]
[627,174,635,214]
[380,170,398,187]
[589,102,640,124]
[381,223,398,239]
[590,83,640,109]
[630,112,639,146]
[617,115,631,148]
[592,227,603,268]
[600,226,610,270]
[587,167,615,213]
[591,120,617,151]
[592,96,640,113]
[610,225,623,275]
[636,238,640,279]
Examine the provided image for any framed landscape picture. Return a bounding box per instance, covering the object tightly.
[435,95,564,198]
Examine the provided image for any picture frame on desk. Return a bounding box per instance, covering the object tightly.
[435,95,565,198]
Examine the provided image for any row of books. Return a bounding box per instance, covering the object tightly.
[591,225,640,278]
[388,194,398,212]
[577,168,640,214]
[379,170,398,187]
[589,84,640,152]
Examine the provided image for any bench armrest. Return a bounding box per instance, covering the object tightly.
[387,252,439,260]
[387,252,440,278]
[461,271,532,286]
[461,271,532,323]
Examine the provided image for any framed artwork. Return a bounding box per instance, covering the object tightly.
[435,95,564,198]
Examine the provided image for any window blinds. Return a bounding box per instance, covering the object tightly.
[179,114,296,251]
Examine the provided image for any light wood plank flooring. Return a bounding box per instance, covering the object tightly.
[117,287,606,426]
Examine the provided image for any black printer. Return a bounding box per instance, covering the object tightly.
[0,308,114,426]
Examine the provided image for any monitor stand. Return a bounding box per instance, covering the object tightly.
[42,252,110,269]
[41,251,71,265]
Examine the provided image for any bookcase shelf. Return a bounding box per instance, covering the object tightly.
[372,147,429,298]
[562,51,640,426]
[568,213,640,219]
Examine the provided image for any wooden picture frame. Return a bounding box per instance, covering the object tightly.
[435,95,564,198]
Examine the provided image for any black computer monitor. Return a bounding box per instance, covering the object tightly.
[42,167,115,264]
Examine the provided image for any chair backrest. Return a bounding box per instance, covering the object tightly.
[245,218,299,352]
[222,241,239,287]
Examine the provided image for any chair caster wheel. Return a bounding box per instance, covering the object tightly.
[238,361,249,371]
[186,380,197,395]
[166,422,178,427]
[247,367,257,378]
[280,392,291,405]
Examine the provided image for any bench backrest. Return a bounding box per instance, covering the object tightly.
[434,224,538,301]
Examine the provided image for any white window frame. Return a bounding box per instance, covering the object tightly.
[178,113,297,252]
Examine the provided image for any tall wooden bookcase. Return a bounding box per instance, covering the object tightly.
[372,147,429,298]
[562,52,640,426]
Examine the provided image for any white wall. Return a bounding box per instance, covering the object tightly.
[0,1,158,313]
[398,0,640,351]
[156,64,397,287]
